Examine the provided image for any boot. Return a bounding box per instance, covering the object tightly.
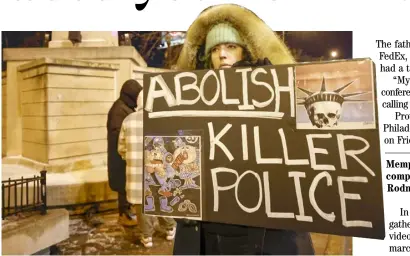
[118,212,138,227]
[144,195,155,212]
[160,196,173,213]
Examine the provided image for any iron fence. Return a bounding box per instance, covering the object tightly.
[2,170,47,219]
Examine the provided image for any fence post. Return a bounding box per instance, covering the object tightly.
[33,175,36,208]
[20,176,24,213]
[14,180,17,215]
[7,178,11,216]
[40,170,47,215]
[2,183,5,220]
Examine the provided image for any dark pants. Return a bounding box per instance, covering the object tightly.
[201,229,315,255]
[118,190,129,216]
[202,232,255,254]
[173,221,315,255]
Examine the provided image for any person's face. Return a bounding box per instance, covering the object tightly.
[211,43,244,69]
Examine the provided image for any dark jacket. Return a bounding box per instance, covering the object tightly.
[173,4,313,254]
[173,58,316,255]
[106,79,142,192]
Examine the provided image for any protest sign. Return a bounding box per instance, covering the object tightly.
[142,58,385,239]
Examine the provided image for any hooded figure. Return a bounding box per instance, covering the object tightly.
[172,4,315,255]
[107,79,142,225]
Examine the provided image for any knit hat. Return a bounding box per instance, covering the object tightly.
[205,23,245,55]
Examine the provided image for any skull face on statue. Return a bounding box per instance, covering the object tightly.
[298,77,366,129]
[308,101,342,128]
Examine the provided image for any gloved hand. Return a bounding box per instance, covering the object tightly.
[254,57,273,66]
[232,57,272,67]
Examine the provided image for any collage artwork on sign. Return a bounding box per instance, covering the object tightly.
[143,135,202,219]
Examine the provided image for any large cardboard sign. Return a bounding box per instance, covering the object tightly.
[142,58,385,239]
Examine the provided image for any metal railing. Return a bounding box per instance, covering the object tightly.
[2,170,47,219]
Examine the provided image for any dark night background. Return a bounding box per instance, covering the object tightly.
[1,31,352,71]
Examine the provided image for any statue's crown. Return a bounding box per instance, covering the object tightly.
[297,77,369,108]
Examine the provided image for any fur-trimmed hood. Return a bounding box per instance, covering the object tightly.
[176,4,295,70]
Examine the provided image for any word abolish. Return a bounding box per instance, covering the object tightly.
[144,67,295,119]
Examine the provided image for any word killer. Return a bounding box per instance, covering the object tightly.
[207,123,375,177]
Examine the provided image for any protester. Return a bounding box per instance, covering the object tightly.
[172,4,315,255]
[107,79,142,226]
[117,88,177,248]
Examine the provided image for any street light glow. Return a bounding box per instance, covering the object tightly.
[331,50,338,58]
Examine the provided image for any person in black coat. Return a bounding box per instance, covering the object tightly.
[172,4,315,255]
[107,79,142,226]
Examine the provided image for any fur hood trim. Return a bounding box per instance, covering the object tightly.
[176,4,295,70]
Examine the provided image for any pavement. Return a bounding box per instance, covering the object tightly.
[55,211,173,255]
[55,210,352,255]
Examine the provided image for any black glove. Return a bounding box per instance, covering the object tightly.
[232,57,272,68]
[254,57,272,66]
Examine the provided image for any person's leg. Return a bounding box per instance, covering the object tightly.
[172,220,201,255]
[213,234,252,254]
[118,191,127,216]
[202,232,221,254]
[262,229,315,255]
[158,217,177,240]
[201,223,261,254]
[135,204,156,248]
[158,217,176,229]
[117,190,138,226]
[199,228,252,255]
